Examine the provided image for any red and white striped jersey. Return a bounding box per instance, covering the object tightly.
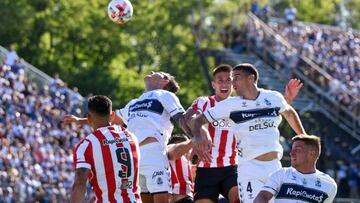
[169,156,194,197]
[190,96,237,168]
[73,125,141,203]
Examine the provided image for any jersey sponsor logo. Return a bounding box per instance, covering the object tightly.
[152,170,164,179]
[211,119,231,128]
[103,138,129,145]
[276,183,328,203]
[229,107,280,123]
[249,120,276,131]
[129,99,164,115]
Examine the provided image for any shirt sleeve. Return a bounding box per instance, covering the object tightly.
[73,139,92,170]
[160,91,185,117]
[203,98,232,122]
[116,102,131,125]
[324,183,337,203]
[274,91,290,113]
[189,97,208,113]
[261,168,284,196]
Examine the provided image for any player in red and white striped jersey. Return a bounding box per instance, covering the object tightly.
[185,64,239,203]
[70,95,141,203]
[167,135,194,203]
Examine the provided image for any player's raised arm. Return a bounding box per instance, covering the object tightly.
[189,114,212,162]
[284,78,303,104]
[281,105,306,135]
[172,112,192,137]
[70,168,90,203]
[184,108,201,131]
[167,136,193,160]
[63,111,124,126]
[63,115,89,125]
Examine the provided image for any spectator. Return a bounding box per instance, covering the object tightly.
[251,1,259,15]
[5,45,18,67]
[284,4,297,25]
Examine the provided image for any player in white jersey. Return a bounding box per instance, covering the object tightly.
[71,95,141,203]
[65,71,191,203]
[185,64,302,203]
[190,63,306,203]
[254,134,337,203]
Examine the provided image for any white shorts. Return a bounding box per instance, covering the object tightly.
[237,159,281,203]
[139,142,172,194]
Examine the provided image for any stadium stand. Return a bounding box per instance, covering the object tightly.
[0,46,90,202]
[205,13,360,201]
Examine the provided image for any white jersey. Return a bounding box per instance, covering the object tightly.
[116,89,184,147]
[203,88,289,164]
[262,167,337,203]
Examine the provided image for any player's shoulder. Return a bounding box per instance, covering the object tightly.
[259,88,285,103]
[260,88,283,97]
[221,96,242,104]
[192,96,211,103]
[75,137,92,150]
[126,97,140,106]
[152,89,178,98]
[316,170,337,186]
[273,166,290,176]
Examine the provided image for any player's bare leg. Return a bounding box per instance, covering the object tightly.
[141,193,154,203]
[153,193,171,203]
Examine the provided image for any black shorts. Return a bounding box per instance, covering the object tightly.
[194,165,238,202]
[175,196,194,203]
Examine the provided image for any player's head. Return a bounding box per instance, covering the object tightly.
[232,63,259,96]
[168,134,189,145]
[212,64,233,100]
[87,95,114,126]
[290,134,321,169]
[144,71,180,93]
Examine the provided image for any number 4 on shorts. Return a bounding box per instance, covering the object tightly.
[246,181,253,193]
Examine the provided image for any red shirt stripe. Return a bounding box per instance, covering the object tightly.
[93,130,117,202]
[230,135,237,166]
[216,130,228,168]
[191,96,238,168]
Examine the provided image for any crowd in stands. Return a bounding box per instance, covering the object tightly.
[0,51,88,202]
[244,17,360,115]
[270,23,360,106]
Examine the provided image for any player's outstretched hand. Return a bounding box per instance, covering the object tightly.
[285,78,303,104]
[191,135,212,163]
[63,115,82,125]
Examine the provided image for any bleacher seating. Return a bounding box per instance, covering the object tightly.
[0,53,89,201]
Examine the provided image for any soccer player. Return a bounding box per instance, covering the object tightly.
[65,71,190,203]
[190,63,306,203]
[167,134,194,203]
[186,64,303,203]
[185,64,239,203]
[254,134,337,203]
[70,95,141,203]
